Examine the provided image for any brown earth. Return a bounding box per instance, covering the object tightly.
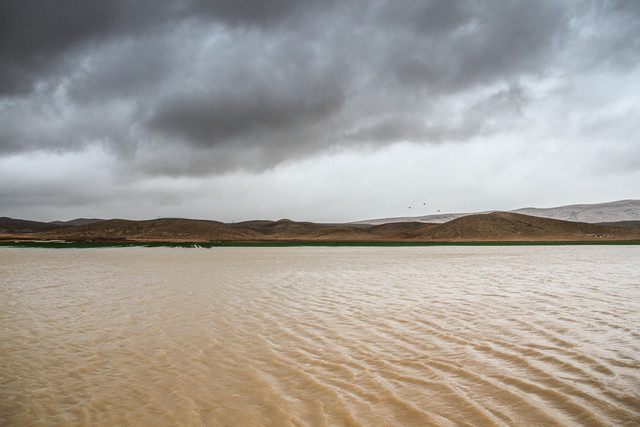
[0,217,63,234]
[1,212,640,243]
[400,212,639,241]
[596,220,640,229]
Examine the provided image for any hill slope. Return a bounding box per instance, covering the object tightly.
[0,217,63,233]
[42,218,258,242]
[513,199,640,223]
[354,200,640,225]
[403,212,636,241]
[1,213,639,243]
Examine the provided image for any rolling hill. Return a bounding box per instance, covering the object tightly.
[354,199,640,225]
[1,212,639,243]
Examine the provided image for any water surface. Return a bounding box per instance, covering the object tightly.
[1,246,639,425]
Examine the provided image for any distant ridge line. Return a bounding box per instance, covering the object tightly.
[48,218,105,226]
[2,211,640,243]
[352,199,640,225]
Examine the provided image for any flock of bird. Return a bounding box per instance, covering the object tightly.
[408,202,439,213]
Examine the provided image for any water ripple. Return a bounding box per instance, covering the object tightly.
[1,246,640,425]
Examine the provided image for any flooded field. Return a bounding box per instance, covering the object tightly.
[1,245,639,425]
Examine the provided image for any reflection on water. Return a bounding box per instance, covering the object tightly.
[1,246,639,425]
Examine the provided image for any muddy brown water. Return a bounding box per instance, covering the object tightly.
[1,246,639,426]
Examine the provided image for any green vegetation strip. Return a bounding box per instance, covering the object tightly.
[1,240,639,248]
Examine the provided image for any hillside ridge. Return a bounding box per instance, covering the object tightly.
[353,199,640,225]
[1,212,639,243]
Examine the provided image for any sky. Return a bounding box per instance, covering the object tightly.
[1,0,639,223]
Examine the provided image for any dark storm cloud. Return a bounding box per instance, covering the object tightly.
[0,0,638,176]
[345,84,526,145]
[0,0,326,96]
[578,0,640,69]
[188,0,333,26]
[146,33,347,148]
[0,0,173,95]
[382,0,567,92]
[0,0,112,94]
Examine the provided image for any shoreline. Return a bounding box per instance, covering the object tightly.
[2,240,640,248]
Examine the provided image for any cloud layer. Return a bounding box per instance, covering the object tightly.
[1,0,639,220]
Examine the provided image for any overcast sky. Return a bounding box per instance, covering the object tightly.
[1,0,639,222]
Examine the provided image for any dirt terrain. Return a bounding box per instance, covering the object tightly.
[2,213,640,243]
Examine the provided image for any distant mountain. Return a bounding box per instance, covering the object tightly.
[49,218,105,226]
[42,218,256,242]
[0,217,63,233]
[513,200,640,223]
[353,200,640,225]
[1,212,639,243]
[0,217,105,234]
[402,212,636,241]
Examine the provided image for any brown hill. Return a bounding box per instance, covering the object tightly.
[231,219,374,241]
[0,217,63,234]
[1,212,639,243]
[597,220,640,229]
[49,218,104,226]
[368,222,438,239]
[41,218,258,242]
[402,212,640,241]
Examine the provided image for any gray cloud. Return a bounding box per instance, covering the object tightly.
[384,0,567,93]
[0,0,638,179]
[0,0,114,94]
[0,0,179,95]
[146,31,347,149]
[188,0,334,27]
[584,0,640,67]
